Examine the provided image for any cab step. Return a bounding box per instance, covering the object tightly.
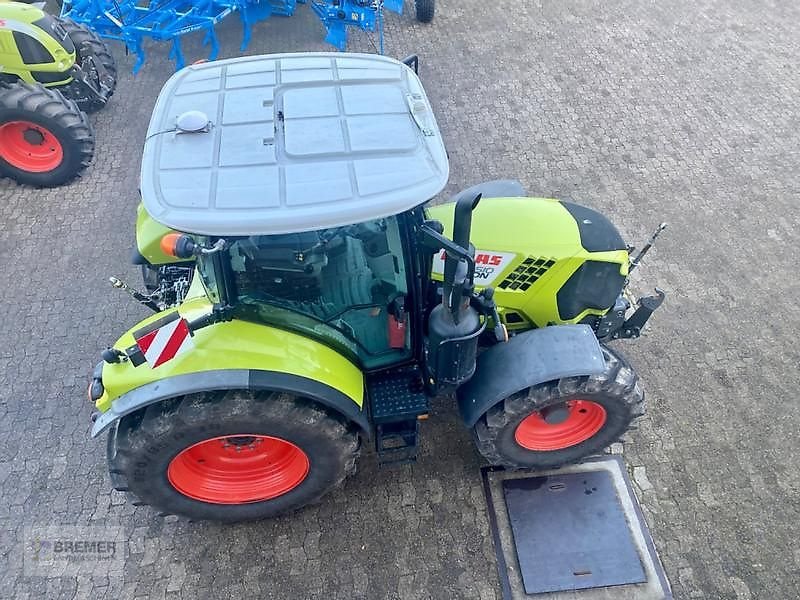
[367,365,429,465]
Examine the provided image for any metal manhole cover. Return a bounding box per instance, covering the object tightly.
[503,470,646,594]
[481,456,672,599]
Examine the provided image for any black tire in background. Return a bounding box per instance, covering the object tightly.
[58,18,117,112]
[414,0,435,23]
[107,390,361,522]
[0,82,93,187]
[472,344,645,469]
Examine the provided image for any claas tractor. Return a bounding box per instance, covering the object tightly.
[89,53,665,522]
[0,1,116,186]
[0,1,116,110]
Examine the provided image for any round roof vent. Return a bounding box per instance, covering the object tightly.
[176,110,211,133]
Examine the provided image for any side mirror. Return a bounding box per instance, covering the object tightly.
[401,55,419,74]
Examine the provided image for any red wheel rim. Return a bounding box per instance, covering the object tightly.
[0,120,63,172]
[167,434,310,504]
[515,400,607,451]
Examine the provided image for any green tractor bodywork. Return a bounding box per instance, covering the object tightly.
[98,195,632,428]
[133,195,630,333]
[0,1,115,109]
[92,53,664,521]
[92,295,367,432]
[134,203,185,265]
[0,1,108,187]
[0,3,76,87]
[427,197,629,330]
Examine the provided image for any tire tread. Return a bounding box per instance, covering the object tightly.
[473,344,645,468]
[0,82,93,186]
[107,390,360,521]
[57,18,117,111]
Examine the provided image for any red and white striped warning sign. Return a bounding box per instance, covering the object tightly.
[134,315,193,368]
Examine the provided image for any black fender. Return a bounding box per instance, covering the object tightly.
[451,179,526,203]
[457,325,605,427]
[91,369,370,438]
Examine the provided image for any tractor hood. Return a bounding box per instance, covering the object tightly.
[140,53,449,237]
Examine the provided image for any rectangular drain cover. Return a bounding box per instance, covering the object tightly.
[503,469,647,594]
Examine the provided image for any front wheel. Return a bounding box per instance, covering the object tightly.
[108,390,360,521]
[472,344,644,469]
[58,18,117,112]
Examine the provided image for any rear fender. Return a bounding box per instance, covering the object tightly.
[91,369,369,438]
[94,298,366,435]
[457,325,605,427]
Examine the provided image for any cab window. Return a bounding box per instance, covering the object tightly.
[229,217,411,369]
[13,31,53,65]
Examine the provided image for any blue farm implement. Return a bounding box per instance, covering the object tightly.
[60,0,430,72]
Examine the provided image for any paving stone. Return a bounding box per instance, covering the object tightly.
[2,1,800,598]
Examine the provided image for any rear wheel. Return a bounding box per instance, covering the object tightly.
[473,344,644,469]
[107,390,360,521]
[414,0,435,23]
[58,18,117,112]
[0,82,93,186]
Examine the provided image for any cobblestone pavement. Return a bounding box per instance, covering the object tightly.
[2,1,800,598]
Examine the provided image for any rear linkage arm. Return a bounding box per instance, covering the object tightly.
[102,236,234,365]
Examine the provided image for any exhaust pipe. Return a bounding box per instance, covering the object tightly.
[426,194,484,390]
[453,193,481,248]
[442,194,481,321]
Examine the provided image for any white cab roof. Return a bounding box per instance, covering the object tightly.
[140,53,449,236]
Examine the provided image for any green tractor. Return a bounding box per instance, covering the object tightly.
[90,53,665,522]
[0,1,116,186]
[0,1,116,110]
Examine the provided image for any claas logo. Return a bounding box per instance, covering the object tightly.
[475,254,503,266]
[437,251,504,266]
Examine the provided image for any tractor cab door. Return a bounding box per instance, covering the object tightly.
[226,215,413,370]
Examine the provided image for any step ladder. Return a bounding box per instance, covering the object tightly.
[367,365,428,465]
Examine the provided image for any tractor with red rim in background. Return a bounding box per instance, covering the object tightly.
[0,1,116,186]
